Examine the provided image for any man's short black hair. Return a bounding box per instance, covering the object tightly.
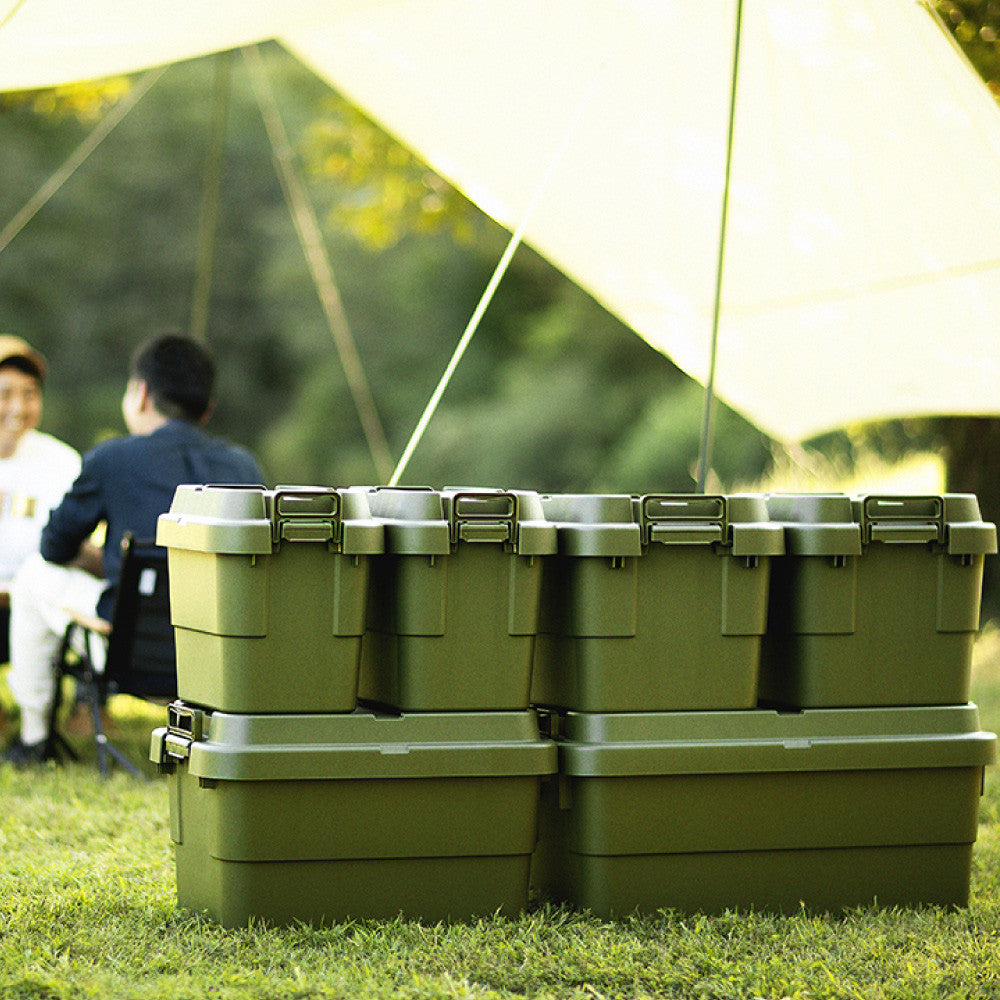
[130,332,216,422]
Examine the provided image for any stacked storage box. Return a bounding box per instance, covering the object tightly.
[359,487,557,711]
[533,705,996,915]
[157,485,383,713]
[760,493,997,708]
[154,485,557,925]
[531,493,784,712]
[151,702,556,926]
[531,492,998,915]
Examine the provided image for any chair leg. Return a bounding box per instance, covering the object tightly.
[85,673,110,778]
[43,652,78,765]
[86,676,146,781]
[95,733,146,780]
[48,625,147,779]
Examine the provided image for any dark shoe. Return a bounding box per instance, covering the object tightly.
[2,738,53,767]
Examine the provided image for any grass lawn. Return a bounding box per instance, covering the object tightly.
[2,634,1000,1000]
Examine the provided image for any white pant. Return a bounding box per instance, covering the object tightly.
[8,553,105,744]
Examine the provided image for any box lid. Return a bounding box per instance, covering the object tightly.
[366,487,556,555]
[152,704,557,781]
[157,485,384,556]
[555,705,998,777]
[765,493,863,556]
[541,493,784,558]
[766,492,997,556]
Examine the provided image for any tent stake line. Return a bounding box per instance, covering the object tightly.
[696,0,744,494]
[389,62,607,487]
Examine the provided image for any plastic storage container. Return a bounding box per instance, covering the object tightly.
[761,493,997,708]
[151,702,557,926]
[531,705,997,915]
[157,485,384,713]
[530,494,785,712]
[358,487,557,711]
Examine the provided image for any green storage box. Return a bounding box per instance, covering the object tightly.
[532,705,997,915]
[151,702,557,926]
[157,485,384,713]
[530,494,785,712]
[359,488,557,711]
[761,494,997,708]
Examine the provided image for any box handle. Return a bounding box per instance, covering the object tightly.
[641,494,727,546]
[279,520,337,544]
[457,523,512,543]
[449,491,516,544]
[648,523,726,545]
[861,495,944,545]
[168,701,205,741]
[272,488,341,545]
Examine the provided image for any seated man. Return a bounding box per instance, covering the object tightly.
[3,331,263,765]
[0,335,81,663]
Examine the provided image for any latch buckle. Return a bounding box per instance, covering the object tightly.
[640,494,729,547]
[271,487,342,547]
[861,495,945,545]
[448,491,516,545]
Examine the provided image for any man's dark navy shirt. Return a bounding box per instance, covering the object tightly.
[40,419,263,618]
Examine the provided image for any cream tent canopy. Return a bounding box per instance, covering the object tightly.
[3,0,1000,444]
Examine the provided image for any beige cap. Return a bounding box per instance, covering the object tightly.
[0,334,48,379]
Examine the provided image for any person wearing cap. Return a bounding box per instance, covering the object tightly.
[0,336,81,665]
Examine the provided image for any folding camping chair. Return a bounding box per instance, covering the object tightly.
[46,534,176,778]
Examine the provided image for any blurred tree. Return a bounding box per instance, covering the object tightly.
[304,97,475,250]
[1,47,715,495]
[935,1,1000,98]
[0,57,293,470]
[0,78,131,119]
[931,0,1000,618]
[299,67,749,492]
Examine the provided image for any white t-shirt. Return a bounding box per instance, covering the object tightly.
[0,429,81,586]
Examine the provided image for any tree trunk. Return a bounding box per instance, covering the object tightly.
[939,417,1000,624]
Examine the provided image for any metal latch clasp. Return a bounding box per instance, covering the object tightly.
[152,702,206,772]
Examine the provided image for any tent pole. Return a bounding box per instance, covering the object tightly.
[0,67,164,258]
[189,52,232,343]
[696,0,744,493]
[244,44,395,483]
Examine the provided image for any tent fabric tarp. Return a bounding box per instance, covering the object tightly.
[3,0,1000,442]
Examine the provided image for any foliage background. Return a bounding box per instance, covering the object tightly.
[1,2,999,588]
[0,45,774,496]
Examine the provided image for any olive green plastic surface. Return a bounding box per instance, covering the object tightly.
[157,485,384,713]
[531,493,785,712]
[358,488,557,711]
[761,493,998,708]
[556,845,975,916]
[155,705,558,781]
[530,705,996,916]
[153,706,557,926]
